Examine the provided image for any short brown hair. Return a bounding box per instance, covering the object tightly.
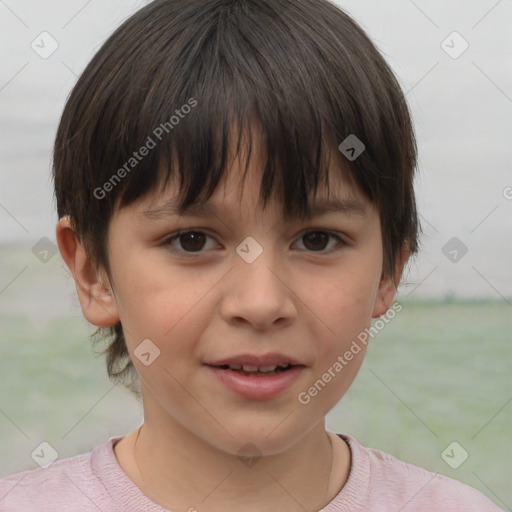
[53,0,419,391]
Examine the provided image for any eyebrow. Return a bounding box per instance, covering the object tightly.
[142,197,367,221]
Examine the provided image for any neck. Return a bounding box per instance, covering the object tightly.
[117,418,349,512]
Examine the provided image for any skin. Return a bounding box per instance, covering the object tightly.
[56,138,407,512]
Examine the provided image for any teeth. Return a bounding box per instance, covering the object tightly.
[258,365,278,373]
[242,365,259,372]
[231,364,290,372]
[222,363,292,372]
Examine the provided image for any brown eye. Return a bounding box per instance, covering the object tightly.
[302,232,330,251]
[165,230,218,255]
[177,231,206,252]
[293,230,345,253]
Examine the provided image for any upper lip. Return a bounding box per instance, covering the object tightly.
[205,353,304,367]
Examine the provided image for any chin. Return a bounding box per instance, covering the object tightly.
[200,416,313,458]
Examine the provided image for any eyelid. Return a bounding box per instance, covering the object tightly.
[163,228,348,256]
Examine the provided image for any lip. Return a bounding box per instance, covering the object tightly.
[205,352,303,367]
[205,364,305,400]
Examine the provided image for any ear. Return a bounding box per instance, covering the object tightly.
[56,216,120,327]
[372,243,410,318]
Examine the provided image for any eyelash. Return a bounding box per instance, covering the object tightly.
[162,229,347,257]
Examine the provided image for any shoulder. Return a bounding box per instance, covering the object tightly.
[334,434,503,511]
[0,440,116,512]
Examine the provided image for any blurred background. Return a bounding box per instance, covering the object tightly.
[0,0,511,508]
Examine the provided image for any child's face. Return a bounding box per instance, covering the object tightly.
[83,145,399,455]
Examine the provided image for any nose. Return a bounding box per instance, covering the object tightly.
[220,242,297,331]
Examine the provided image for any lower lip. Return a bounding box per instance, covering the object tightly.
[205,365,305,400]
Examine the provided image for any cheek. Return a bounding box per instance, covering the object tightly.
[116,269,215,396]
[111,253,216,352]
[310,262,380,344]
[300,272,376,412]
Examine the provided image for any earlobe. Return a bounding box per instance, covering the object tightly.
[372,244,410,318]
[372,274,397,318]
[56,216,120,327]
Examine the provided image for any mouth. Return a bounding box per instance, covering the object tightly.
[203,353,306,399]
[208,363,297,376]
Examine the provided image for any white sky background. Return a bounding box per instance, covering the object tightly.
[0,0,511,300]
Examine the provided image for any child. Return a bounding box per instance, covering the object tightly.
[0,0,503,510]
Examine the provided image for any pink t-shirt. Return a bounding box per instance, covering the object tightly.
[0,434,502,511]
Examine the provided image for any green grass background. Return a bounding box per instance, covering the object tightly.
[1,245,511,509]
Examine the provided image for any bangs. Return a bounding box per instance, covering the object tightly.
[121,104,352,224]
